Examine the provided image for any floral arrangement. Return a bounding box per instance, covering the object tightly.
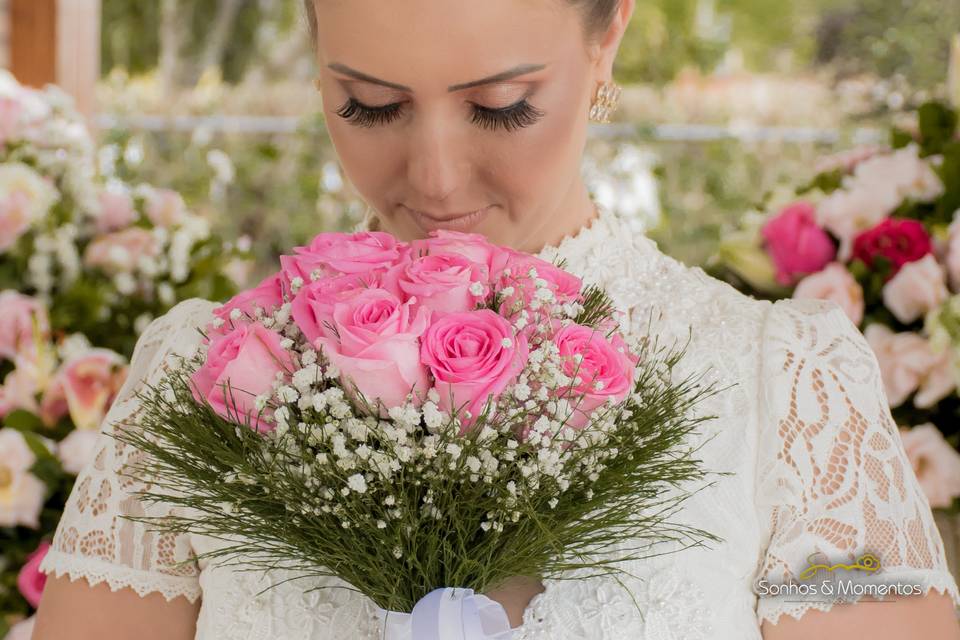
[712,100,960,512]
[0,70,246,637]
[118,229,723,636]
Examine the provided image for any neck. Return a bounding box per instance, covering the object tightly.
[519,178,598,255]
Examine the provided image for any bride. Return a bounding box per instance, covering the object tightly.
[31,1,960,638]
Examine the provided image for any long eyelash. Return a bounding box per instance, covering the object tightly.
[471,100,545,132]
[336,97,545,132]
[335,98,404,128]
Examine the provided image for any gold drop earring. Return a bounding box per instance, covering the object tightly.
[588,80,621,123]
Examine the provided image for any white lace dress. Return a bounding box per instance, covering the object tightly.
[40,206,960,639]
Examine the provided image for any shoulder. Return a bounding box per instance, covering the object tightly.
[631,244,772,349]
[130,297,220,374]
[758,296,880,390]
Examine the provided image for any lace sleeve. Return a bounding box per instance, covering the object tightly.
[754,297,960,625]
[38,297,218,603]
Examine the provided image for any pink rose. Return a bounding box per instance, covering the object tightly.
[420,310,528,432]
[208,271,287,337]
[761,202,836,286]
[851,218,932,280]
[0,291,49,362]
[291,271,387,345]
[280,231,405,287]
[793,263,865,327]
[83,227,161,274]
[553,323,638,431]
[410,230,510,276]
[881,254,950,324]
[899,423,960,509]
[315,289,430,413]
[16,541,50,608]
[0,428,46,528]
[40,349,127,430]
[96,188,136,233]
[0,190,32,253]
[144,188,188,228]
[498,252,583,309]
[386,252,489,314]
[190,323,296,433]
[865,325,956,409]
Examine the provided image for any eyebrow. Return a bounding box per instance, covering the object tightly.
[326,63,547,92]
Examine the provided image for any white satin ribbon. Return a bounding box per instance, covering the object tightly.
[374,587,515,640]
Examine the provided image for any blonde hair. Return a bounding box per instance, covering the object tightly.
[300,0,619,49]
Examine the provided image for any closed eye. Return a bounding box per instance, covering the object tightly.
[335,97,545,132]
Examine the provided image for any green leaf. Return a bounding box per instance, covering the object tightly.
[3,410,44,432]
[20,431,55,462]
[918,101,959,155]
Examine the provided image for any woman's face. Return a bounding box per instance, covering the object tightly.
[311,0,620,252]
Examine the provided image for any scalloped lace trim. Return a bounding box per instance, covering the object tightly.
[757,569,960,626]
[39,548,202,604]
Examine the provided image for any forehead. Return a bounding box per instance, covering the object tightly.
[313,0,585,87]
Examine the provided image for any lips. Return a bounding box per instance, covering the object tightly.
[404,205,492,233]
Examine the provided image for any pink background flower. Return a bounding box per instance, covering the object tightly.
[144,188,188,228]
[793,263,865,326]
[881,254,950,324]
[83,227,161,274]
[899,424,960,509]
[40,349,127,431]
[761,201,836,286]
[851,218,932,279]
[0,291,50,362]
[865,325,956,409]
[96,188,136,233]
[16,540,50,608]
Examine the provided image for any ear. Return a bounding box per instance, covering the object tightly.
[590,0,636,79]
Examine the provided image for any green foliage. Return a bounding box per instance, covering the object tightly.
[815,0,960,90]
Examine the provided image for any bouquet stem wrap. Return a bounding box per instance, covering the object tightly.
[375,588,514,640]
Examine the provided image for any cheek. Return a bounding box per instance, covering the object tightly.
[482,79,589,209]
[324,113,398,198]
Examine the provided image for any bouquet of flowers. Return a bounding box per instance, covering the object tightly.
[711,100,960,512]
[0,70,246,637]
[118,229,724,637]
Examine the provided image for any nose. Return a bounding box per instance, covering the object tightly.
[405,115,469,204]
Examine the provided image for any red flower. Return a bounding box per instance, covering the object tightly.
[851,219,932,279]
